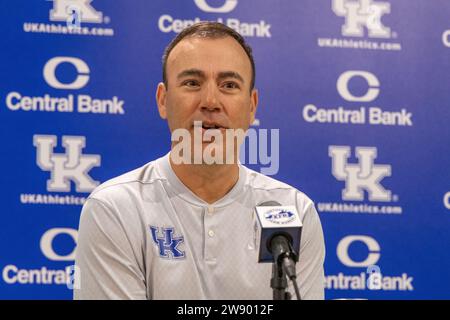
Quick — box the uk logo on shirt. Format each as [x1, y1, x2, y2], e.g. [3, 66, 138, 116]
[150, 226, 185, 259]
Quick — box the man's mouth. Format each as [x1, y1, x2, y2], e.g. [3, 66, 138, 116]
[193, 121, 227, 130]
[202, 124, 223, 130]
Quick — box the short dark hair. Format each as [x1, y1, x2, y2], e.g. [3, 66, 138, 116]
[162, 21, 256, 92]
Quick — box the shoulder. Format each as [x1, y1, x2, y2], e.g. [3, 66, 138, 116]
[87, 158, 163, 206]
[241, 166, 315, 212]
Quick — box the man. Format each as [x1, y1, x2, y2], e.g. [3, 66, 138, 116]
[74, 22, 325, 300]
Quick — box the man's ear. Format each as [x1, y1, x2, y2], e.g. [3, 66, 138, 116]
[249, 88, 259, 125]
[156, 82, 168, 119]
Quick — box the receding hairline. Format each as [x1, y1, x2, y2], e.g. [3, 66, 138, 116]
[165, 36, 253, 86]
[161, 22, 256, 92]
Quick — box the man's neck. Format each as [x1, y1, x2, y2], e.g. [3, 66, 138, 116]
[169, 153, 240, 204]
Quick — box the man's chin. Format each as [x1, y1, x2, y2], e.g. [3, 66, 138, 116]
[170, 144, 239, 165]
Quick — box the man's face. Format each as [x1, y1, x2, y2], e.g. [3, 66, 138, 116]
[156, 36, 258, 142]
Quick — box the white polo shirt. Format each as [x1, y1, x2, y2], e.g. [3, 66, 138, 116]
[74, 152, 325, 300]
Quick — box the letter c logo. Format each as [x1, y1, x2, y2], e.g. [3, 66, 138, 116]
[43, 56, 90, 89]
[194, 0, 238, 13]
[337, 70, 380, 102]
[444, 192, 450, 209]
[337, 235, 381, 267]
[443, 30, 450, 48]
[40, 228, 78, 261]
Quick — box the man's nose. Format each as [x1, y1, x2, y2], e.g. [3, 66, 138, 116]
[200, 82, 221, 112]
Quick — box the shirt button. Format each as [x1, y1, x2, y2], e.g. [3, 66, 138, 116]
[208, 230, 215, 237]
[207, 206, 214, 215]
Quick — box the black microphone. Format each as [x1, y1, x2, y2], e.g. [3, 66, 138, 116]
[255, 201, 303, 299]
[270, 234, 298, 279]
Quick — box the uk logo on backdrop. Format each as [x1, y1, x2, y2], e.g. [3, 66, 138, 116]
[18, 135, 101, 206]
[49, 0, 103, 24]
[302, 70, 413, 127]
[332, 0, 391, 38]
[317, 146, 403, 215]
[22, 0, 114, 37]
[325, 235, 414, 293]
[317, 0, 402, 51]
[329, 146, 391, 202]
[34, 135, 101, 193]
[158, 0, 272, 38]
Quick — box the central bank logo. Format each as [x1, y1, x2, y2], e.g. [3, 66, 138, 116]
[2, 227, 80, 287]
[332, 0, 391, 38]
[150, 226, 185, 259]
[329, 146, 392, 201]
[158, 0, 270, 37]
[194, 0, 238, 13]
[5, 56, 125, 115]
[327, 235, 414, 291]
[302, 70, 413, 126]
[50, 0, 103, 23]
[34, 135, 101, 193]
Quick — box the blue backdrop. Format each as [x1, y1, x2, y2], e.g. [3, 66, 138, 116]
[1, 0, 449, 299]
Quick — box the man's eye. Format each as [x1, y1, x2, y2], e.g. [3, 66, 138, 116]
[183, 80, 200, 87]
[222, 82, 239, 89]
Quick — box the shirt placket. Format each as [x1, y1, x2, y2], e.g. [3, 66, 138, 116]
[203, 205, 219, 263]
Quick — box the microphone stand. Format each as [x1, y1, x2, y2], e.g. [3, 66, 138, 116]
[269, 235, 300, 300]
[270, 258, 291, 300]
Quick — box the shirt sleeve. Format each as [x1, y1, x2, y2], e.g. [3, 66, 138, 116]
[73, 197, 147, 300]
[291, 196, 326, 300]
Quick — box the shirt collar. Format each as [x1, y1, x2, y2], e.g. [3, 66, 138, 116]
[156, 151, 246, 207]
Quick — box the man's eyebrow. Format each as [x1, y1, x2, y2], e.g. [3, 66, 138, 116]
[177, 69, 244, 84]
[177, 69, 206, 80]
[217, 71, 245, 84]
